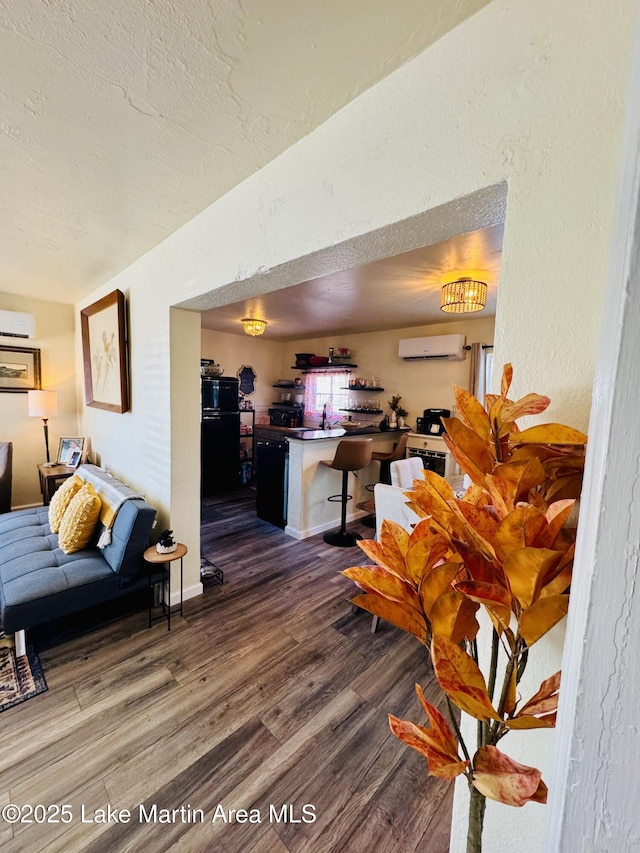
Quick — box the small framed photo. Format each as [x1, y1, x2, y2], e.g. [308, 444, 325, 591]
[57, 437, 86, 467]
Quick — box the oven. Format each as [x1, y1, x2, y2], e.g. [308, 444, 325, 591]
[405, 433, 458, 480]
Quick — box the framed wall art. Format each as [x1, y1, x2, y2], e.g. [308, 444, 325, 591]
[80, 289, 130, 413]
[0, 345, 41, 393]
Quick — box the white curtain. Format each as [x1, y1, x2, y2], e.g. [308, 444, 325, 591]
[303, 369, 350, 423]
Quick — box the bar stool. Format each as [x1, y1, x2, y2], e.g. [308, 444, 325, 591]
[370, 433, 409, 485]
[360, 433, 410, 529]
[320, 439, 373, 547]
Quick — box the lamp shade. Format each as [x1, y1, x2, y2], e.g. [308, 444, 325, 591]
[241, 318, 267, 336]
[440, 278, 488, 314]
[28, 390, 58, 419]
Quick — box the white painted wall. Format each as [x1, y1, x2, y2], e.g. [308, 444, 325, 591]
[547, 7, 640, 848]
[0, 293, 78, 507]
[74, 1, 636, 849]
[201, 328, 284, 424]
[287, 316, 495, 429]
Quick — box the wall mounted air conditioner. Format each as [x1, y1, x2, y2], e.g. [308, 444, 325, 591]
[398, 333, 466, 361]
[0, 310, 36, 340]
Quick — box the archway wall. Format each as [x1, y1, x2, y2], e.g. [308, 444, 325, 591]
[75, 5, 636, 844]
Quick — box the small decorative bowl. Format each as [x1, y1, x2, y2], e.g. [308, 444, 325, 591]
[340, 421, 361, 430]
[202, 364, 224, 377]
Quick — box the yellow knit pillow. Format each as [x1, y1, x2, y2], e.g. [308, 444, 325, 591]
[57, 483, 102, 554]
[48, 474, 84, 533]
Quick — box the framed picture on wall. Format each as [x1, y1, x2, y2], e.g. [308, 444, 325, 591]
[80, 289, 130, 413]
[0, 345, 42, 393]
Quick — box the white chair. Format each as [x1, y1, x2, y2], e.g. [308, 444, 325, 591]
[390, 456, 424, 489]
[358, 482, 422, 633]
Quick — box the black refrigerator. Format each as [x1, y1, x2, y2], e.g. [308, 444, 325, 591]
[201, 377, 240, 495]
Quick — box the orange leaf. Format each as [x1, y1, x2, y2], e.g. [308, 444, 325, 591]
[503, 547, 563, 608]
[430, 591, 480, 643]
[442, 422, 494, 487]
[500, 363, 513, 398]
[431, 636, 500, 721]
[454, 539, 505, 588]
[515, 424, 587, 445]
[454, 581, 512, 631]
[484, 474, 514, 519]
[493, 458, 546, 503]
[415, 683, 459, 754]
[379, 519, 410, 574]
[519, 671, 561, 717]
[350, 593, 428, 643]
[538, 501, 576, 550]
[420, 562, 462, 619]
[504, 663, 517, 716]
[453, 385, 491, 443]
[341, 566, 421, 611]
[406, 532, 450, 587]
[495, 506, 547, 562]
[540, 545, 574, 597]
[472, 745, 545, 806]
[357, 520, 410, 581]
[504, 714, 556, 729]
[454, 502, 499, 547]
[388, 715, 469, 780]
[519, 594, 569, 646]
[500, 393, 551, 423]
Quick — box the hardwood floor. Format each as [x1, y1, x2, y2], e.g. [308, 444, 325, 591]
[1, 489, 453, 852]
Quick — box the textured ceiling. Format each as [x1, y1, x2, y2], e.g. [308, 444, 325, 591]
[200, 223, 504, 340]
[1, 0, 490, 305]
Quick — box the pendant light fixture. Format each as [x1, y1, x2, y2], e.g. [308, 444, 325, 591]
[440, 278, 487, 314]
[241, 318, 267, 337]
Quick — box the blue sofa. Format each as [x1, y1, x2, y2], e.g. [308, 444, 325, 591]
[0, 464, 156, 655]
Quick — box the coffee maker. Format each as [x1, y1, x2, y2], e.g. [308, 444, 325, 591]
[416, 408, 451, 436]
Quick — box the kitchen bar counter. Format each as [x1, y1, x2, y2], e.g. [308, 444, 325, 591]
[255, 425, 410, 441]
[284, 428, 406, 540]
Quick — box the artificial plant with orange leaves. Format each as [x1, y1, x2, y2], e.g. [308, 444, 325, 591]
[342, 365, 586, 853]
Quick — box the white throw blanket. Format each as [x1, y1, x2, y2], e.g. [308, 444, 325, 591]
[76, 464, 144, 548]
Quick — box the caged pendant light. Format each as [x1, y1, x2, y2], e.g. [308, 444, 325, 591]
[440, 278, 487, 314]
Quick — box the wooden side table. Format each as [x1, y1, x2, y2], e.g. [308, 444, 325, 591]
[37, 463, 76, 505]
[144, 543, 187, 631]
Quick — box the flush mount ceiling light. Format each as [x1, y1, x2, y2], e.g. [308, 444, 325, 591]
[241, 318, 267, 336]
[440, 278, 488, 314]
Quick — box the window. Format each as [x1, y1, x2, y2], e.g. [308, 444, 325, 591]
[304, 370, 350, 424]
[485, 349, 494, 393]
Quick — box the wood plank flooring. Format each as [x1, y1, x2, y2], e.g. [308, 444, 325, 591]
[1, 489, 453, 852]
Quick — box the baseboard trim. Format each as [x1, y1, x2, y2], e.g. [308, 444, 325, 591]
[285, 509, 369, 541]
[169, 581, 203, 606]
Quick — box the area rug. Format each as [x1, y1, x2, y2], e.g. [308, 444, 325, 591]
[0, 637, 48, 712]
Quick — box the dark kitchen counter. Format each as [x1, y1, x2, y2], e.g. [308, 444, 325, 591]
[255, 425, 410, 441]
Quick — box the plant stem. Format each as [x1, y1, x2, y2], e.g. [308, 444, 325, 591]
[445, 696, 471, 764]
[467, 784, 486, 853]
[487, 629, 499, 701]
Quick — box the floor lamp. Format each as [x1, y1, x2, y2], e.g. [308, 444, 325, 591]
[28, 390, 59, 466]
